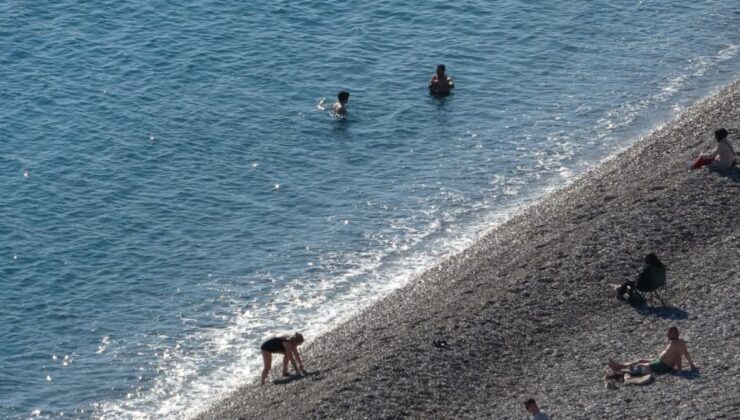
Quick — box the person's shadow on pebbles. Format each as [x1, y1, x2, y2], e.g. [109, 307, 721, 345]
[272, 370, 322, 385]
[716, 166, 740, 183]
[631, 301, 689, 320]
[674, 367, 701, 380]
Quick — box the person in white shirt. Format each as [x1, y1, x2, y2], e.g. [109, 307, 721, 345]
[691, 128, 736, 170]
[524, 398, 551, 420]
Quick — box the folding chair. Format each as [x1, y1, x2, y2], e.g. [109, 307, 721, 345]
[634, 263, 667, 306]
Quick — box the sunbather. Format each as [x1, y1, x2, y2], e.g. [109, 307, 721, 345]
[608, 327, 696, 374]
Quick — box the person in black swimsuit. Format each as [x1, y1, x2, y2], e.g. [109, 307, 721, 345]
[260, 332, 306, 384]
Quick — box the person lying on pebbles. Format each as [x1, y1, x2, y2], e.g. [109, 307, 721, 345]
[608, 326, 696, 375]
[260, 332, 307, 384]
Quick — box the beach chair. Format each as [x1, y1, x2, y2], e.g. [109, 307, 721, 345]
[633, 264, 667, 306]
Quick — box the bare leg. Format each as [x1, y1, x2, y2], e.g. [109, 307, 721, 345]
[261, 351, 272, 385]
[609, 358, 651, 372]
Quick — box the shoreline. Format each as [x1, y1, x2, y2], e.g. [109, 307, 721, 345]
[196, 79, 740, 419]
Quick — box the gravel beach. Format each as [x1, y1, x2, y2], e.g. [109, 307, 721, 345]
[196, 80, 740, 419]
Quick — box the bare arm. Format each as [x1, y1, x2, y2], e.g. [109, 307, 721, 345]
[282, 343, 300, 373]
[429, 75, 439, 89]
[292, 347, 305, 373]
[701, 145, 721, 159]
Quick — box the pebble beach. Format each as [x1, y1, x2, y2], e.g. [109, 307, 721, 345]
[196, 79, 740, 419]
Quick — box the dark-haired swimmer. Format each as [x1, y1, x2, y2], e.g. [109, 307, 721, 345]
[332, 90, 350, 116]
[428, 64, 454, 95]
[260, 332, 306, 384]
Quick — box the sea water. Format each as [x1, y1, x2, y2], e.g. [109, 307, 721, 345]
[1, 0, 738, 418]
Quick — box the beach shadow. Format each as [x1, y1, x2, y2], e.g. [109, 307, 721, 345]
[272, 370, 322, 385]
[631, 302, 689, 320]
[672, 367, 701, 380]
[714, 166, 740, 183]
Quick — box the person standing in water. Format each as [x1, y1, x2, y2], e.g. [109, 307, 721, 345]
[332, 90, 350, 116]
[428, 64, 454, 95]
[260, 332, 306, 384]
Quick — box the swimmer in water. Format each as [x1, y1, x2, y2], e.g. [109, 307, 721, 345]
[332, 90, 350, 116]
[428, 64, 454, 95]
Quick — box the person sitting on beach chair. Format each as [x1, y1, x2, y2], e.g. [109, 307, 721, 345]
[260, 332, 306, 384]
[691, 128, 737, 170]
[608, 327, 696, 375]
[616, 253, 666, 305]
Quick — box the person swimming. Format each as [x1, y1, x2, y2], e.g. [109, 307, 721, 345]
[332, 90, 350, 116]
[428, 64, 454, 95]
[260, 332, 306, 384]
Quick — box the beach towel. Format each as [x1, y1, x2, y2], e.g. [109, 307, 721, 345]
[690, 156, 714, 170]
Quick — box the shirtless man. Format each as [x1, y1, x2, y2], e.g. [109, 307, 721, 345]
[428, 64, 454, 95]
[608, 327, 696, 374]
[332, 90, 350, 116]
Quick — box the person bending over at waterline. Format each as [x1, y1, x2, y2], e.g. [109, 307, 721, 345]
[608, 327, 696, 375]
[428, 64, 454, 95]
[260, 332, 306, 384]
[691, 128, 736, 170]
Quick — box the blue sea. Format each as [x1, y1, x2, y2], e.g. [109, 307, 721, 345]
[1, 0, 738, 418]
